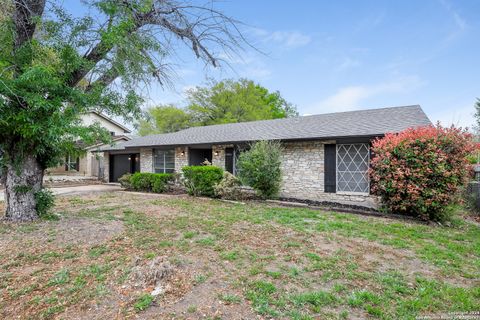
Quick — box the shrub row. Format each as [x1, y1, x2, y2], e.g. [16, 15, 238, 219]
[119, 172, 174, 193]
[182, 165, 223, 196]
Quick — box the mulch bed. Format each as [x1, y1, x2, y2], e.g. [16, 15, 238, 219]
[271, 197, 430, 224]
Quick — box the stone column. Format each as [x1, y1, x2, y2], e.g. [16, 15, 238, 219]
[212, 145, 227, 170]
[175, 146, 189, 172]
[140, 148, 154, 173]
[103, 152, 109, 182]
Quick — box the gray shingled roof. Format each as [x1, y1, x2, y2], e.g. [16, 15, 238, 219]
[101, 105, 431, 151]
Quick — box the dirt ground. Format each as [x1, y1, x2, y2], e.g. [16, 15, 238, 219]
[0, 192, 478, 319]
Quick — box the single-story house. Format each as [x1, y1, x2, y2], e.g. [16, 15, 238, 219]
[48, 111, 131, 177]
[101, 105, 431, 206]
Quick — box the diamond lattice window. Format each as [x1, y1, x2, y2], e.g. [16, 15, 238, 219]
[336, 144, 370, 193]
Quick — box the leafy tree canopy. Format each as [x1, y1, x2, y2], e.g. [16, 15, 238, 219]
[138, 104, 192, 135]
[137, 78, 297, 135]
[187, 78, 298, 125]
[0, 0, 247, 221]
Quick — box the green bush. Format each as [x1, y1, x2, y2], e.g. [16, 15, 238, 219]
[151, 174, 173, 193]
[130, 172, 154, 191]
[182, 165, 223, 197]
[118, 173, 132, 189]
[35, 188, 55, 218]
[237, 140, 283, 199]
[128, 172, 173, 193]
[371, 125, 477, 221]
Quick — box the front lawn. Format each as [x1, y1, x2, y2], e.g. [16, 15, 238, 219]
[0, 192, 478, 319]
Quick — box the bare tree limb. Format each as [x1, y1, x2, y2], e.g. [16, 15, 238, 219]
[69, 0, 249, 88]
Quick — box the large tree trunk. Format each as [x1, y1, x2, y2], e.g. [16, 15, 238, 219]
[4, 154, 44, 222]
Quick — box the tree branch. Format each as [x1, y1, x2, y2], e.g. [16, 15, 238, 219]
[68, 0, 250, 89]
[13, 0, 46, 50]
[85, 67, 119, 92]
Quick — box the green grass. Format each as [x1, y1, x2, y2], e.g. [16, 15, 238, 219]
[88, 245, 108, 258]
[218, 293, 242, 304]
[47, 269, 70, 287]
[196, 236, 216, 246]
[155, 197, 480, 318]
[289, 290, 338, 312]
[134, 294, 154, 311]
[246, 280, 278, 316]
[220, 250, 239, 261]
[194, 273, 209, 284]
[1, 193, 478, 319]
[183, 230, 197, 239]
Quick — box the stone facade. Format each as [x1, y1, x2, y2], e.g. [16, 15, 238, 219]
[111, 140, 377, 207]
[212, 144, 233, 170]
[280, 140, 327, 198]
[140, 148, 153, 173]
[175, 147, 189, 172]
[279, 140, 375, 206]
[103, 152, 110, 182]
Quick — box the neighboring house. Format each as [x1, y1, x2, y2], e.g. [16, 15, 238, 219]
[48, 112, 131, 178]
[100, 105, 431, 206]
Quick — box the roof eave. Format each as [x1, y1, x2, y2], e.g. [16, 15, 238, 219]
[99, 133, 390, 151]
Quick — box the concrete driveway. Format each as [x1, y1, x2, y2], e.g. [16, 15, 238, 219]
[0, 184, 122, 202]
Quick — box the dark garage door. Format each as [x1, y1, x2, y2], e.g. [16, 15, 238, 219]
[109, 154, 140, 182]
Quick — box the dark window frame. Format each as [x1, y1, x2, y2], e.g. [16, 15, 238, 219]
[153, 149, 175, 173]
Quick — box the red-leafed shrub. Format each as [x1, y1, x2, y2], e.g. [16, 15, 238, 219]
[370, 125, 478, 221]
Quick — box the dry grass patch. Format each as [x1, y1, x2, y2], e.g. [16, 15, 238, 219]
[0, 192, 478, 319]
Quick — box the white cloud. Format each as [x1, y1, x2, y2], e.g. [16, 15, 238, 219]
[241, 66, 272, 79]
[452, 12, 467, 31]
[430, 104, 475, 128]
[439, 0, 467, 42]
[267, 31, 312, 48]
[250, 28, 312, 49]
[310, 75, 425, 113]
[337, 57, 361, 71]
[217, 51, 272, 80]
[439, 0, 467, 30]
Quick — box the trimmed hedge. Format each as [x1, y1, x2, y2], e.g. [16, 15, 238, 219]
[151, 174, 172, 193]
[182, 165, 223, 197]
[120, 172, 174, 193]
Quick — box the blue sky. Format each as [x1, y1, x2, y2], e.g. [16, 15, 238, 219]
[63, 0, 479, 129]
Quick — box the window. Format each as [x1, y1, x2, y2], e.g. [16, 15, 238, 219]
[65, 155, 79, 171]
[336, 144, 369, 194]
[154, 149, 175, 173]
[225, 148, 234, 174]
[233, 145, 248, 176]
